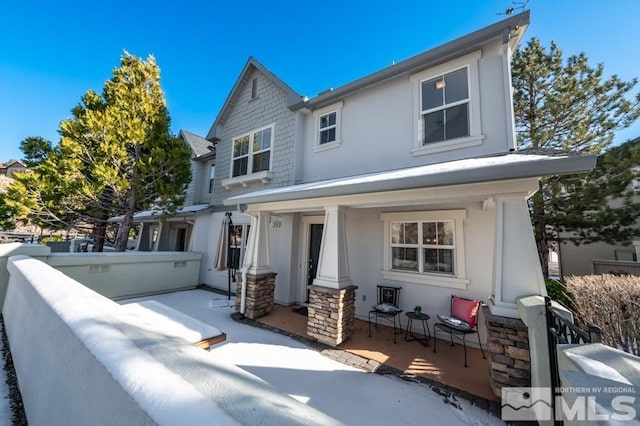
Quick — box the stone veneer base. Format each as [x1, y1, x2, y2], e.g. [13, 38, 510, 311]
[482, 305, 531, 397]
[307, 285, 358, 346]
[235, 272, 277, 320]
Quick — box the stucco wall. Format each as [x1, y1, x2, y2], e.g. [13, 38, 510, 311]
[46, 251, 201, 299]
[4, 255, 338, 425]
[0, 243, 50, 306]
[0, 247, 204, 303]
[298, 37, 511, 183]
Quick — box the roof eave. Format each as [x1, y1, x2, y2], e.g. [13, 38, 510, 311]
[223, 151, 594, 206]
[290, 11, 530, 112]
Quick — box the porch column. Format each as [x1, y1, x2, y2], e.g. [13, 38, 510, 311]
[307, 206, 357, 346]
[313, 206, 352, 289]
[490, 195, 546, 318]
[240, 211, 276, 319]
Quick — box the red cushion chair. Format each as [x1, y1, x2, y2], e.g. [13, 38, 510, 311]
[433, 295, 485, 367]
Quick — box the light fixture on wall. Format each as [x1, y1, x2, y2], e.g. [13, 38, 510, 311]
[435, 79, 446, 90]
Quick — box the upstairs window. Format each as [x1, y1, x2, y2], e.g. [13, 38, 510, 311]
[208, 164, 215, 193]
[410, 50, 482, 156]
[313, 101, 343, 152]
[232, 126, 273, 177]
[421, 67, 469, 144]
[319, 111, 337, 144]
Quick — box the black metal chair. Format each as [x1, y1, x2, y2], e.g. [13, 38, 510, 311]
[368, 285, 402, 343]
[433, 295, 486, 367]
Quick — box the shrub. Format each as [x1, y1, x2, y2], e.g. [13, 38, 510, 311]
[565, 274, 640, 356]
[545, 278, 575, 312]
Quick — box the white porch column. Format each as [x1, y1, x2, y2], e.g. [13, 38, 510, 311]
[245, 211, 272, 275]
[633, 240, 640, 262]
[491, 195, 546, 318]
[313, 206, 352, 289]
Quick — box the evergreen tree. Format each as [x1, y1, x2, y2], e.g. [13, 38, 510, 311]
[19, 136, 53, 167]
[512, 38, 640, 276]
[4, 52, 191, 250]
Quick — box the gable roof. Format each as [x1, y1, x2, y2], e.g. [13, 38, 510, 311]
[0, 160, 27, 169]
[205, 57, 302, 141]
[179, 130, 215, 160]
[291, 11, 530, 111]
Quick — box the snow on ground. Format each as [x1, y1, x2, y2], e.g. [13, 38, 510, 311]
[123, 289, 504, 426]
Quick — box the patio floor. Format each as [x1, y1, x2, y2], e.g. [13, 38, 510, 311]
[257, 303, 496, 402]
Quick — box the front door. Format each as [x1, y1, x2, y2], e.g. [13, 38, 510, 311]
[306, 223, 324, 303]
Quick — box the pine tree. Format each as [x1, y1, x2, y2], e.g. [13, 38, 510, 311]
[4, 52, 191, 250]
[512, 38, 640, 276]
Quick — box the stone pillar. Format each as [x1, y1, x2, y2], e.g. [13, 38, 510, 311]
[236, 272, 277, 320]
[482, 305, 531, 397]
[307, 284, 357, 346]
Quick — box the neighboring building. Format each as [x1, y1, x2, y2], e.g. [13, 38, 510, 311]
[558, 137, 640, 277]
[0, 160, 27, 178]
[108, 130, 215, 251]
[120, 11, 597, 346]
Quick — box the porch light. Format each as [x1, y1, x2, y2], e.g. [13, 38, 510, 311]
[435, 79, 445, 90]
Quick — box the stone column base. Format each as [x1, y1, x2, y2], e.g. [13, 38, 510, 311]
[307, 285, 357, 346]
[482, 305, 531, 397]
[235, 272, 277, 319]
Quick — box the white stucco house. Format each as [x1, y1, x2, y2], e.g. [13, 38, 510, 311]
[124, 11, 596, 346]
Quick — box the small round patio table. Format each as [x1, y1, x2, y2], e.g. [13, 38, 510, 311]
[405, 311, 431, 346]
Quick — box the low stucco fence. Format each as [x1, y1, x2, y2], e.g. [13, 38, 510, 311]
[3, 255, 339, 425]
[0, 243, 202, 306]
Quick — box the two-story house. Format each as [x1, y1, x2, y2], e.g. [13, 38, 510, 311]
[166, 11, 596, 347]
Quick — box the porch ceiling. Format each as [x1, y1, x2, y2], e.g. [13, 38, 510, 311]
[224, 151, 596, 211]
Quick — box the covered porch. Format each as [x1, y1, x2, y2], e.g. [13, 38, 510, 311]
[257, 303, 495, 401]
[227, 152, 595, 399]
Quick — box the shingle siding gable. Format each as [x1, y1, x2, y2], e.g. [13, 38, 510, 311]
[211, 69, 297, 206]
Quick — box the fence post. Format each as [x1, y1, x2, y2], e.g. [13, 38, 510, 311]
[588, 325, 602, 343]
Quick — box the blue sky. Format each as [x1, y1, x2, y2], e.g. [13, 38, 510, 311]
[1, 0, 639, 162]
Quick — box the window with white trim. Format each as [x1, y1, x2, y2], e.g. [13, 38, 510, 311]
[319, 111, 337, 144]
[313, 101, 343, 152]
[231, 125, 272, 177]
[421, 67, 469, 144]
[381, 210, 468, 289]
[391, 220, 455, 274]
[410, 51, 483, 156]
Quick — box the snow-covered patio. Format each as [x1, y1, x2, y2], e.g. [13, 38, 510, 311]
[121, 289, 503, 425]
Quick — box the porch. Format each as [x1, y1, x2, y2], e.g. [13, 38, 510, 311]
[256, 303, 495, 402]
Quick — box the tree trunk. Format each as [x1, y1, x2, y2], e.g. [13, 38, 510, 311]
[91, 220, 106, 252]
[531, 188, 550, 278]
[115, 189, 136, 252]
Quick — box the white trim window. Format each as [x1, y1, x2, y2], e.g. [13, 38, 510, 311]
[319, 111, 337, 144]
[231, 125, 273, 177]
[208, 164, 215, 194]
[381, 210, 468, 290]
[410, 51, 483, 156]
[421, 67, 469, 144]
[313, 101, 343, 152]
